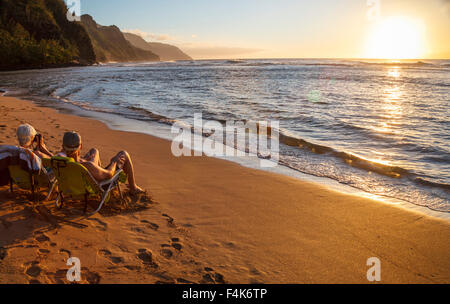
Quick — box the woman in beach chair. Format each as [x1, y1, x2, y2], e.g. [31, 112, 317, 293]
[16, 124, 52, 159]
[0, 124, 56, 201]
[52, 131, 144, 214]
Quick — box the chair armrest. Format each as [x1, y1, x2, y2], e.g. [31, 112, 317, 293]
[98, 169, 124, 187]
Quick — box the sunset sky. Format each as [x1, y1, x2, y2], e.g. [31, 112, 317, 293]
[82, 0, 450, 59]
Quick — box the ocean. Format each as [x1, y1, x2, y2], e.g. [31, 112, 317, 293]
[0, 58, 449, 212]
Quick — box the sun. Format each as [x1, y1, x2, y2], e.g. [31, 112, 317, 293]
[365, 16, 426, 59]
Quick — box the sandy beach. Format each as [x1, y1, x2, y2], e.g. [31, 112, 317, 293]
[0, 95, 449, 284]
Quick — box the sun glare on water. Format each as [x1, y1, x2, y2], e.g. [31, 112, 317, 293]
[365, 16, 426, 59]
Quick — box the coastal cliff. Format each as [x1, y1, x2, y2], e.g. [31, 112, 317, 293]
[80, 15, 159, 63]
[0, 0, 96, 70]
[124, 32, 192, 61]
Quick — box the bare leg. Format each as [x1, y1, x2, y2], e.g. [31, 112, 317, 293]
[83, 148, 101, 167]
[115, 151, 143, 194]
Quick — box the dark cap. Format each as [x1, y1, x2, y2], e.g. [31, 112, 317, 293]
[63, 131, 82, 152]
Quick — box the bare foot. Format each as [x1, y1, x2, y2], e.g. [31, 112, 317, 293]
[130, 186, 146, 196]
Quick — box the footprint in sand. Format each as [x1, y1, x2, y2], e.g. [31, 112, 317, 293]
[38, 248, 50, 254]
[163, 237, 183, 251]
[131, 226, 145, 233]
[25, 264, 42, 278]
[109, 256, 125, 264]
[98, 249, 124, 264]
[172, 243, 183, 251]
[160, 248, 173, 259]
[46, 269, 68, 284]
[98, 249, 111, 256]
[29, 279, 41, 284]
[201, 273, 225, 284]
[177, 278, 194, 284]
[137, 249, 158, 268]
[88, 218, 108, 231]
[124, 265, 141, 271]
[202, 273, 215, 283]
[59, 249, 71, 258]
[171, 238, 183, 251]
[34, 234, 50, 243]
[162, 214, 176, 227]
[214, 273, 225, 284]
[140, 220, 159, 231]
[202, 267, 226, 284]
[83, 269, 101, 284]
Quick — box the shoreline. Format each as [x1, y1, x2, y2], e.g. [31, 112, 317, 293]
[0, 95, 449, 283]
[14, 91, 449, 220]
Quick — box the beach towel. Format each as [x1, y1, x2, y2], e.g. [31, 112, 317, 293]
[0, 145, 43, 185]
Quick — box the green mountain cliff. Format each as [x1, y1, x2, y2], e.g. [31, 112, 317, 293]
[0, 0, 96, 70]
[80, 14, 159, 63]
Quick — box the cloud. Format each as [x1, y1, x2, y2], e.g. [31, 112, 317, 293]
[122, 29, 173, 41]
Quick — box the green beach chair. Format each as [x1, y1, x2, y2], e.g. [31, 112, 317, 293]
[8, 158, 57, 202]
[50, 156, 127, 215]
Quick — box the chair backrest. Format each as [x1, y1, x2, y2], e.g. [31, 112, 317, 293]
[8, 165, 33, 190]
[50, 156, 102, 197]
[2, 146, 50, 190]
[8, 161, 51, 190]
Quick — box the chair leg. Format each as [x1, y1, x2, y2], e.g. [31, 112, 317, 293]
[89, 191, 110, 216]
[45, 181, 57, 202]
[9, 179, 13, 193]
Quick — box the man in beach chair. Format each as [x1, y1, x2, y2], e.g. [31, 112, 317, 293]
[60, 131, 143, 194]
[50, 131, 144, 214]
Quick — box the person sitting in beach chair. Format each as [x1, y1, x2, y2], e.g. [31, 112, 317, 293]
[0, 124, 57, 201]
[59, 131, 144, 196]
[16, 124, 52, 159]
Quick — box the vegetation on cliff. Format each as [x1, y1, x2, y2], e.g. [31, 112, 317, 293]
[80, 14, 159, 63]
[0, 0, 96, 70]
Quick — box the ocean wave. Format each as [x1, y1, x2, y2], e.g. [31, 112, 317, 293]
[278, 131, 407, 177]
[51, 86, 84, 99]
[414, 177, 450, 191]
[125, 106, 175, 125]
